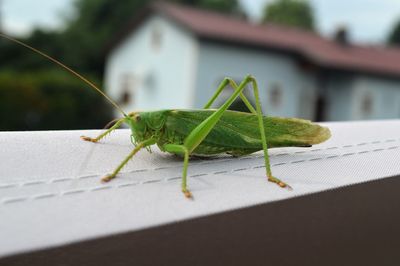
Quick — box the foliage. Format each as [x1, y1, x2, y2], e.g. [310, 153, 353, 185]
[262, 0, 315, 31]
[0, 70, 112, 130]
[0, 29, 65, 72]
[170, 0, 244, 16]
[387, 20, 400, 46]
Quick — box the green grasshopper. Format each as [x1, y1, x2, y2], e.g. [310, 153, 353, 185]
[1, 34, 331, 198]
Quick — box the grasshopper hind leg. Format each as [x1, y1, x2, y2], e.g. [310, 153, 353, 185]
[205, 76, 291, 190]
[268, 176, 292, 190]
[163, 144, 193, 199]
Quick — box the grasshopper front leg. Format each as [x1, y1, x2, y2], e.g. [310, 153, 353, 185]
[81, 118, 125, 143]
[101, 138, 156, 182]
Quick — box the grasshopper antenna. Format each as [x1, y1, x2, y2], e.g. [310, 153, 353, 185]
[0, 33, 127, 117]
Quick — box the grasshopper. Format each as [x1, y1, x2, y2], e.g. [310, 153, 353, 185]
[1, 34, 331, 198]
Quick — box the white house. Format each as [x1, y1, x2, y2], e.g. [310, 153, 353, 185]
[104, 2, 400, 121]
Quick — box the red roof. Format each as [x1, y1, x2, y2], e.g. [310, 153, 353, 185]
[111, 2, 400, 78]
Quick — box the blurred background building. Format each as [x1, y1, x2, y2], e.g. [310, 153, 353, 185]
[1, 0, 400, 130]
[105, 2, 400, 121]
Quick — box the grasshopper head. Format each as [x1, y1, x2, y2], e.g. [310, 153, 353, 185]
[126, 111, 146, 143]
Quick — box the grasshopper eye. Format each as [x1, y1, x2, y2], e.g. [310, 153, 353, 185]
[134, 114, 141, 122]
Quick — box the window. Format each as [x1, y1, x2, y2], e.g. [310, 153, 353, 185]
[151, 23, 163, 52]
[298, 86, 316, 120]
[119, 74, 135, 105]
[361, 93, 373, 116]
[269, 83, 283, 108]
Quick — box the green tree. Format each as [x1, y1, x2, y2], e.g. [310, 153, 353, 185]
[388, 20, 400, 45]
[170, 0, 244, 16]
[262, 0, 315, 31]
[0, 29, 65, 72]
[0, 70, 112, 130]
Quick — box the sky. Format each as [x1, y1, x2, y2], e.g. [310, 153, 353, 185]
[2, 0, 400, 44]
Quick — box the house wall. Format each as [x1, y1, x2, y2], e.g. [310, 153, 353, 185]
[351, 76, 400, 120]
[325, 74, 400, 121]
[104, 15, 198, 116]
[194, 42, 317, 119]
[324, 73, 354, 121]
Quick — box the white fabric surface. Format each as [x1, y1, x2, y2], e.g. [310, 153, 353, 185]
[0, 120, 400, 257]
